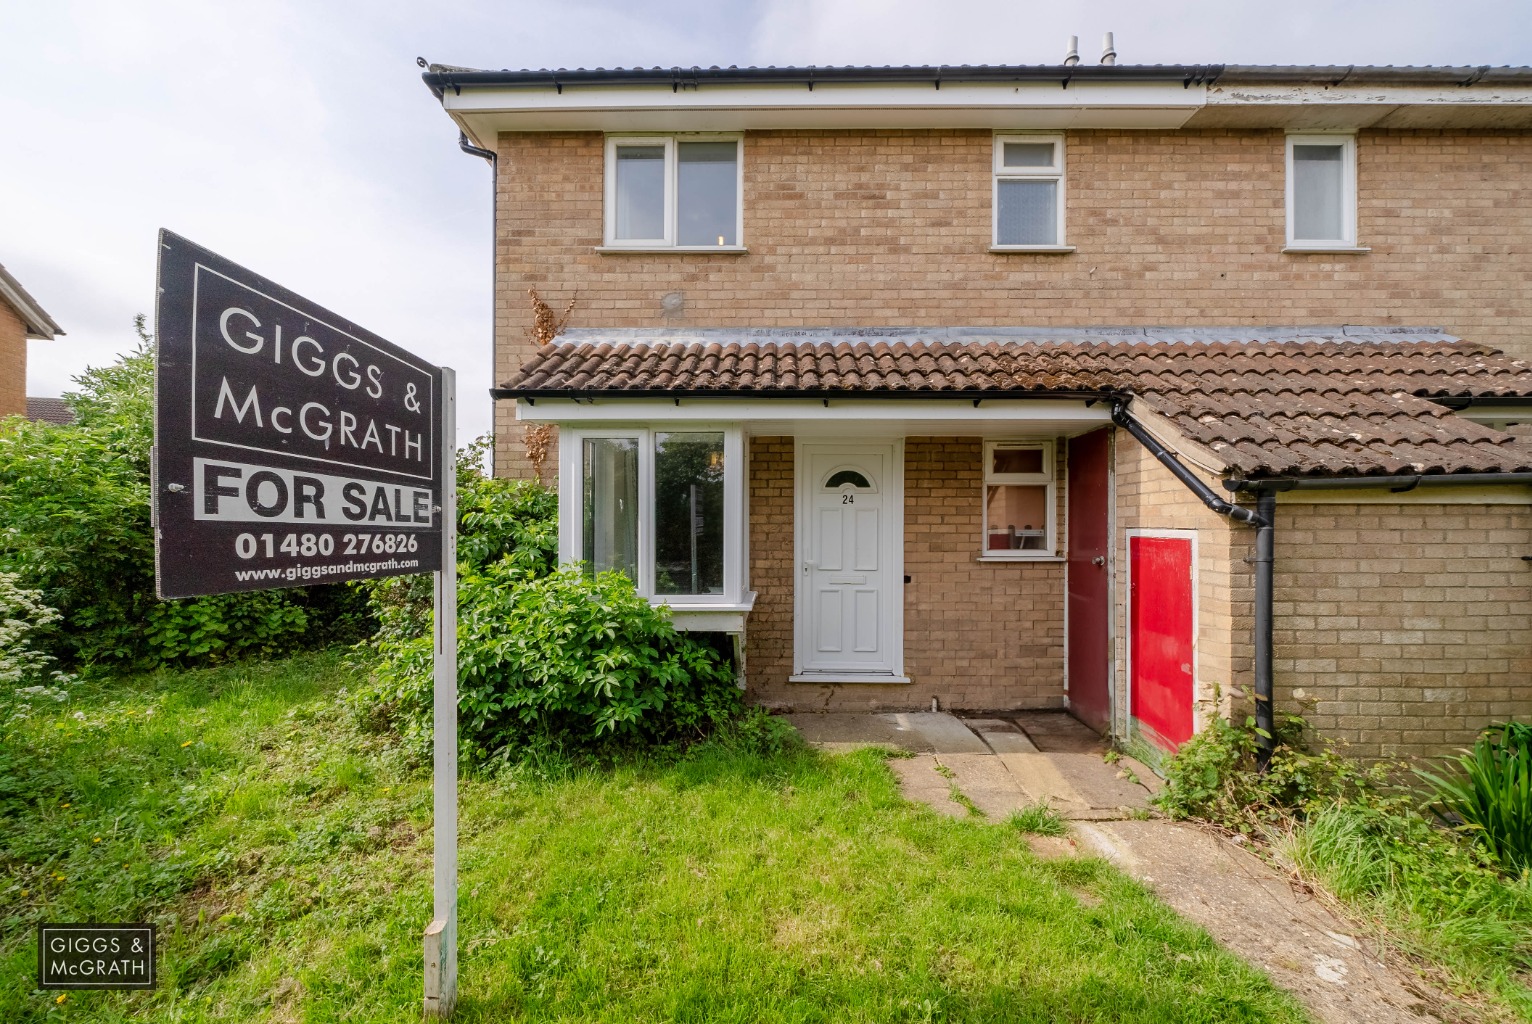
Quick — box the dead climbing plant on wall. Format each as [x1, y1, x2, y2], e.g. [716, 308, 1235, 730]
[521, 288, 574, 483]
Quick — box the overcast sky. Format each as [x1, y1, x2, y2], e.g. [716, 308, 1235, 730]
[5, 0, 1530, 440]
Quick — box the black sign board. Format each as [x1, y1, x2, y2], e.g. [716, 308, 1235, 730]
[153, 230, 443, 598]
[38, 924, 156, 990]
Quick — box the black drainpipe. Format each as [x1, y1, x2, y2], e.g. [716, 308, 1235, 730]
[1252, 491, 1276, 762]
[1110, 400, 1277, 766]
[454, 130, 496, 472]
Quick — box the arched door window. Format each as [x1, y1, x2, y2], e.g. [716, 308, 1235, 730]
[822, 468, 875, 492]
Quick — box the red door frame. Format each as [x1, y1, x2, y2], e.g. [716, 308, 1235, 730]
[1127, 530, 1198, 751]
[1065, 428, 1112, 733]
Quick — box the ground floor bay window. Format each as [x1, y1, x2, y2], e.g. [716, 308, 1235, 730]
[560, 426, 749, 611]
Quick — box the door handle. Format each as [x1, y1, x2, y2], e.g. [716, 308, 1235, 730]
[1092, 555, 1106, 566]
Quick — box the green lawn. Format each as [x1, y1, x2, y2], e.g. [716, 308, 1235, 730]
[0, 652, 1311, 1023]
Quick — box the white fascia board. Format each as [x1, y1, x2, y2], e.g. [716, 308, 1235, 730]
[516, 397, 1113, 432]
[445, 80, 1206, 134]
[1207, 82, 1532, 107]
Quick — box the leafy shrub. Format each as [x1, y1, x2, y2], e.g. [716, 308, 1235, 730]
[365, 565, 740, 761]
[362, 439, 557, 648]
[1418, 722, 1532, 875]
[0, 321, 370, 669]
[0, 573, 74, 725]
[1154, 712, 1399, 833]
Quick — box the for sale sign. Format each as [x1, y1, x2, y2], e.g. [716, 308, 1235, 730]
[153, 230, 444, 597]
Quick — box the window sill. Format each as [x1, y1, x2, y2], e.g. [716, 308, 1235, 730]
[595, 245, 749, 255]
[976, 555, 1065, 563]
[788, 673, 913, 685]
[989, 245, 1075, 254]
[1282, 245, 1370, 254]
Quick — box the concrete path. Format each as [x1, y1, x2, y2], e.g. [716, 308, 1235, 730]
[1078, 822, 1453, 1024]
[783, 710, 1157, 820]
[785, 710, 1465, 1024]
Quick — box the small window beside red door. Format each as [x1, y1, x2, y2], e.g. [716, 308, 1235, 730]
[983, 440, 1055, 557]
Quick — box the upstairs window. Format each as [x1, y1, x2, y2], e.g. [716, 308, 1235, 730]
[993, 135, 1066, 249]
[1286, 134, 1358, 249]
[604, 136, 742, 249]
[982, 441, 1056, 558]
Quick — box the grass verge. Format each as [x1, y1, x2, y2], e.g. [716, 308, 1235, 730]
[2, 652, 1312, 1022]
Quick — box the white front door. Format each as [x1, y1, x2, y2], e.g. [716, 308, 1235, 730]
[795, 443, 903, 678]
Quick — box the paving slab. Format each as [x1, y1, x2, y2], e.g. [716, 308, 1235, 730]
[979, 730, 1040, 754]
[934, 753, 1032, 819]
[886, 712, 991, 753]
[994, 752, 1092, 815]
[783, 712, 990, 754]
[1008, 710, 1107, 753]
[886, 755, 967, 819]
[1078, 820, 1461, 1024]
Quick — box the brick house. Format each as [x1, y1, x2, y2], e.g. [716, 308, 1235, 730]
[0, 262, 64, 421]
[424, 61, 1532, 759]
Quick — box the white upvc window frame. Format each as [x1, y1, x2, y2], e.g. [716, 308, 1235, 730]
[991, 133, 1068, 251]
[1285, 133, 1360, 251]
[558, 424, 747, 608]
[981, 439, 1057, 559]
[602, 134, 745, 250]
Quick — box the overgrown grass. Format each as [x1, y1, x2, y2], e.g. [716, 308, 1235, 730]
[2, 653, 1312, 1022]
[1282, 804, 1532, 1019]
[1008, 803, 1070, 838]
[1156, 715, 1532, 1020]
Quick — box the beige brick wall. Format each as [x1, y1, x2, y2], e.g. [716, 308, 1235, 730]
[746, 435, 1066, 711]
[492, 128, 1532, 477]
[1111, 432, 1246, 740]
[1110, 438, 1532, 759]
[1273, 501, 1532, 759]
[0, 296, 26, 420]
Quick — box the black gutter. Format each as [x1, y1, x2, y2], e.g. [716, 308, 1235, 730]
[421, 61, 1532, 99]
[494, 387, 1115, 402]
[1217, 64, 1532, 87]
[1224, 472, 1532, 493]
[423, 63, 1225, 97]
[1109, 400, 1277, 767]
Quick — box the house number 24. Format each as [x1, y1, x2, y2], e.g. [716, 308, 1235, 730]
[841, 494, 855, 504]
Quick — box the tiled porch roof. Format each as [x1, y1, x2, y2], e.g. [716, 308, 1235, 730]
[502, 327, 1532, 479]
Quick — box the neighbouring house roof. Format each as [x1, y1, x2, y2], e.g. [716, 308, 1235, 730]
[0, 262, 64, 340]
[25, 396, 74, 426]
[499, 327, 1532, 480]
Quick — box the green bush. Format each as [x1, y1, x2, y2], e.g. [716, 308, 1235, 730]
[362, 438, 557, 648]
[0, 320, 370, 669]
[1418, 722, 1532, 875]
[366, 564, 740, 761]
[1154, 712, 1398, 832]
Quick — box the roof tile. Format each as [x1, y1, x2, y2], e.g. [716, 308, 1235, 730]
[503, 329, 1532, 478]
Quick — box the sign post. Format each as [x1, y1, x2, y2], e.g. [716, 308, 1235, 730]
[424, 368, 458, 1016]
[151, 230, 458, 1016]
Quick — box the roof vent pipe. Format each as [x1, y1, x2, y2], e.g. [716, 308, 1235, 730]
[1100, 32, 1117, 66]
[1063, 36, 1080, 66]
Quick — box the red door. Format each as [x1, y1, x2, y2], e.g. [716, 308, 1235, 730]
[1129, 535, 1195, 751]
[1066, 428, 1111, 732]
